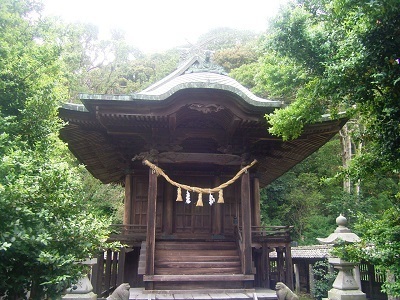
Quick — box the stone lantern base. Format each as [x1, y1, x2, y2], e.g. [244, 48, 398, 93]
[327, 288, 368, 300]
[62, 292, 97, 300]
[62, 276, 97, 300]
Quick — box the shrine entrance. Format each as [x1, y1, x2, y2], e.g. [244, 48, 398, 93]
[153, 165, 242, 239]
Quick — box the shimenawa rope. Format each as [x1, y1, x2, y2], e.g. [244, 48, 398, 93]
[143, 159, 257, 206]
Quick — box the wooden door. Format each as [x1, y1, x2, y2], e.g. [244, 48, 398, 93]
[132, 176, 163, 230]
[173, 176, 212, 234]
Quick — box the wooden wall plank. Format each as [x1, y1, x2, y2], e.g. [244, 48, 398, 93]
[123, 174, 132, 225]
[163, 183, 173, 235]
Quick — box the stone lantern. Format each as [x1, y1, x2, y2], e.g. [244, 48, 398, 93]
[63, 258, 97, 300]
[317, 214, 366, 300]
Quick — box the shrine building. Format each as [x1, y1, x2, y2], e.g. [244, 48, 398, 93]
[58, 53, 346, 293]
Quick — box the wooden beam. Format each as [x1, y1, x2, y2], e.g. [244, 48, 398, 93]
[145, 167, 158, 278]
[158, 152, 242, 165]
[241, 171, 252, 275]
[123, 174, 132, 225]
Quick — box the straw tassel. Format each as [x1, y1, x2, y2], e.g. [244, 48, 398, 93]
[217, 189, 224, 203]
[176, 187, 183, 201]
[196, 192, 203, 207]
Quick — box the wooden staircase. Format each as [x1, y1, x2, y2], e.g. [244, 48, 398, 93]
[142, 240, 254, 291]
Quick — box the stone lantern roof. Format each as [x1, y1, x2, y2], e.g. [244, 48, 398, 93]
[317, 214, 360, 245]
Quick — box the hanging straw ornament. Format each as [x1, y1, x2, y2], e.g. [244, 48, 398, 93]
[176, 187, 183, 201]
[196, 192, 203, 207]
[185, 190, 191, 204]
[217, 189, 224, 203]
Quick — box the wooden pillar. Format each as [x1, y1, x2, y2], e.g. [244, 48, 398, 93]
[123, 174, 133, 225]
[145, 167, 158, 284]
[294, 263, 300, 293]
[111, 250, 118, 288]
[91, 254, 102, 295]
[116, 247, 126, 286]
[261, 242, 269, 288]
[277, 247, 285, 282]
[253, 177, 261, 227]
[260, 242, 275, 289]
[163, 183, 173, 235]
[367, 263, 375, 298]
[285, 243, 294, 290]
[265, 246, 271, 288]
[241, 170, 252, 274]
[104, 249, 112, 293]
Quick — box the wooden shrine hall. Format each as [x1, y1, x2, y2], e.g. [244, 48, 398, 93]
[59, 53, 346, 293]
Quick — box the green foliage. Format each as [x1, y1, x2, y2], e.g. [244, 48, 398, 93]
[254, 53, 310, 101]
[311, 260, 337, 300]
[230, 62, 260, 92]
[261, 139, 342, 244]
[0, 1, 117, 298]
[263, 0, 400, 169]
[80, 171, 124, 224]
[0, 147, 113, 298]
[260, 135, 398, 246]
[213, 44, 258, 73]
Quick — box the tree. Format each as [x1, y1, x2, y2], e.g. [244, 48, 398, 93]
[213, 43, 258, 73]
[265, 0, 400, 171]
[256, 0, 400, 296]
[0, 1, 116, 298]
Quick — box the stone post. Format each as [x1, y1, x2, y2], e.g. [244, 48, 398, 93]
[317, 215, 366, 300]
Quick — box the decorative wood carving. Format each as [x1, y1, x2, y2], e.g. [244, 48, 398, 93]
[187, 103, 225, 114]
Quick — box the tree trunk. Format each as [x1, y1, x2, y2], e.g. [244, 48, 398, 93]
[339, 123, 352, 194]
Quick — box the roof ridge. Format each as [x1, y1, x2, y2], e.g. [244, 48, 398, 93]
[141, 56, 201, 93]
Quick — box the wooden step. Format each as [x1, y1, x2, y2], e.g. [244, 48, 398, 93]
[129, 287, 277, 300]
[144, 274, 254, 282]
[155, 261, 241, 268]
[145, 240, 253, 290]
[146, 275, 254, 291]
[156, 241, 237, 250]
[152, 281, 250, 291]
[155, 255, 239, 262]
[156, 249, 239, 256]
[155, 267, 242, 275]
